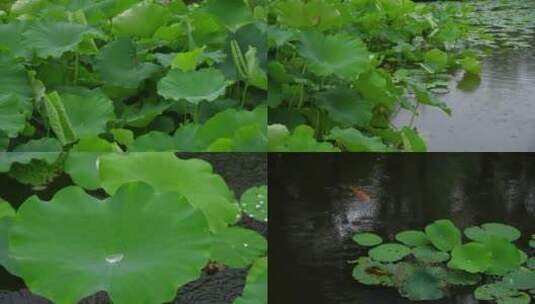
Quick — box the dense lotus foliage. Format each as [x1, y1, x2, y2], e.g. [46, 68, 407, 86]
[0, 152, 268, 304]
[0, 0, 267, 152]
[352, 220, 535, 303]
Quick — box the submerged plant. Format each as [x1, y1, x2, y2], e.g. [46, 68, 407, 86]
[351, 219, 534, 302]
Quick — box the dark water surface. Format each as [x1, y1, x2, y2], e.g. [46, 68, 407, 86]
[269, 154, 535, 304]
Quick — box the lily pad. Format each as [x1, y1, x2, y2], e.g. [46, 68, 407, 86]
[240, 185, 267, 222]
[399, 268, 445, 301]
[98, 153, 239, 231]
[369, 243, 411, 263]
[234, 257, 267, 304]
[395, 230, 430, 247]
[448, 242, 492, 273]
[157, 68, 231, 104]
[210, 227, 267, 268]
[9, 182, 212, 304]
[527, 257, 535, 270]
[412, 246, 450, 263]
[475, 283, 531, 304]
[425, 219, 461, 252]
[352, 232, 383, 247]
[445, 269, 481, 286]
[464, 223, 521, 242]
[502, 269, 535, 290]
[352, 257, 395, 287]
[484, 237, 522, 275]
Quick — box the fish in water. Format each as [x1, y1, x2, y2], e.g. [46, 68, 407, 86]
[350, 186, 370, 202]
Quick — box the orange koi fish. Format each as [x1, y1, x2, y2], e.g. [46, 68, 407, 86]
[350, 186, 370, 202]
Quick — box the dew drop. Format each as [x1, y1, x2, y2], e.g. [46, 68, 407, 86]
[105, 253, 124, 264]
[243, 243, 249, 247]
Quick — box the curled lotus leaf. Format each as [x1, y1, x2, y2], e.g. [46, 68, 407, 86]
[464, 223, 521, 242]
[448, 242, 491, 273]
[352, 257, 395, 287]
[240, 185, 268, 222]
[9, 182, 212, 304]
[369, 243, 411, 263]
[425, 219, 461, 252]
[395, 230, 430, 247]
[352, 232, 383, 247]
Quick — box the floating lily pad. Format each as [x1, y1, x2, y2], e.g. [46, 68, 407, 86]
[352, 257, 395, 287]
[210, 227, 267, 268]
[502, 269, 535, 290]
[240, 185, 267, 222]
[157, 68, 231, 104]
[425, 219, 461, 252]
[527, 257, 535, 270]
[352, 232, 383, 247]
[395, 230, 430, 247]
[399, 268, 445, 301]
[369, 243, 411, 263]
[474, 283, 531, 304]
[234, 257, 267, 304]
[448, 242, 492, 273]
[412, 246, 450, 263]
[484, 237, 522, 275]
[98, 153, 239, 231]
[445, 269, 481, 286]
[9, 182, 212, 304]
[464, 223, 521, 242]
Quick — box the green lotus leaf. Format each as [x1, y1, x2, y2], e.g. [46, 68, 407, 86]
[475, 283, 531, 304]
[0, 94, 29, 138]
[399, 268, 445, 301]
[43, 91, 77, 145]
[527, 257, 535, 270]
[0, 138, 62, 172]
[0, 53, 32, 103]
[464, 223, 521, 242]
[210, 227, 267, 268]
[424, 48, 449, 72]
[171, 47, 205, 72]
[425, 219, 461, 252]
[204, 0, 254, 32]
[395, 230, 430, 247]
[276, 0, 343, 30]
[0, 21, 31, 59]
[268, 124, 340, 152]
[352, 232, 383, 247]
[0, 198, 15, 219]
[122, 99, 174, 128]
[239, 185, 267, 222]
[445, 269, 481, 286]
[298, 31, 370, 79]
[352, 257, 395, 287]
[7, 152, 65, 187]
[58, 88, 115, 138]
[112, 2, 171, 38]
[128, 131, 180, 152]
[10, 0, 48, 16]
[22, 21, 101, 59]
[502, 269, 535, 290]
[315, 88, 373, 128]
[369, 243, 411, 263]
[157, 68, 231, 104]
[234, 257, 267, 304]
[401, 127, 427, 152]
[411, 84, 451, 115]
[9, 181, 212, 304]
[98, 153, 239, 231]
[448, 242, 492, 273]
[326, 127, 389, 152]
[412, 246, 450, 263]
[484, 236, 522, 275]
[95, 38, 160, 89]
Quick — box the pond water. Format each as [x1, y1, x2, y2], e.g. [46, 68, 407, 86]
[396, 1, 535, 152]
[269, 153, 535, 304]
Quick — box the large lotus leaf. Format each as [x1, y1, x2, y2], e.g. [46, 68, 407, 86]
[240, 185, 267, 222]
[395, 230, 430, 247]
[465, 223, 521, 243]
[157, 68, 232, 104]
[352, 232, 383, 247]
[315, 88, 373, 128]
[0, 198, 15, 219]
[0, 54, 32, 103]
[234, 257, 267, 304]
[60, 88, 115, 138]
[326, 127, 389, 152]
[128, 124, 202, 152]
[448, 242, 492, 273]
[399, 268, 445, 301]
[502, 269, 535, 290]
[276, 0, 342, 30]
[9, 182, 212, 304]
[0, 21, 31, 59]
[0, 138, 62, 172]
[210, 227, 267, 268]
[412, 246, 450, 263]
[298, 31, 370, 79]
[369, 243, 411, 263]
[352, 257, 395, 287]
[475, 283, 531, 304]
[268, 124, 340, 152]
[425, 219, 461, 252]
[484, 237, 522, 275]
[204, 0, 253, 32]
[112, 2, 171, 38]
[22, 21, 101, 59]
[0, 94, 28, 138]
[122, 99, 174, 128]
[95, 38, 160, 89]
[424, 49, 449, 73]
[98, 153, 239, 231]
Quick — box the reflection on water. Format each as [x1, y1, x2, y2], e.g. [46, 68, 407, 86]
[269, 154, 535, 304]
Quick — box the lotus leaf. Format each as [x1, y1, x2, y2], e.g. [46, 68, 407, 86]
[112, 2, 171, 38]
[98, 153, 239, 231]
[315, 88, 373, 128]
[465, 223, 521, 242]
[424, 48, 449, 72]
[412, 246, 450, 263]
[484, 237, 522, 275]
[0, 54, 32, 102]
[352, 232, 383, 247]
[276, 0, 342, 30]
[234, 257, 267, 304]
[448, 242, 492, 273]
[210, 227, 267, 268]
[0, 94, 28, 138]
[205, 0, 254, 33]
[240, 185, 267, 222]
[502, 269, 535, 290]
[157, 68, 231, 104]
[298, 31, 370, 79]
[395, 230, 430, 247]
[0, 138, 62, 172]
[445, 269, 481, 286]
[475, 283, 531, 304]
[9, 182, 212, 304]
[399, 268, 445, 301]
[527, 257, 535, 270]
[425, 219, 461, 252]
[352, 257, 395, 287]
[0, 198, 14, 219]
[268, 125, 340, 152]
[326, 127, 389, 152]
[369, 243, 411, 263]
[0, 21, 31, 59]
